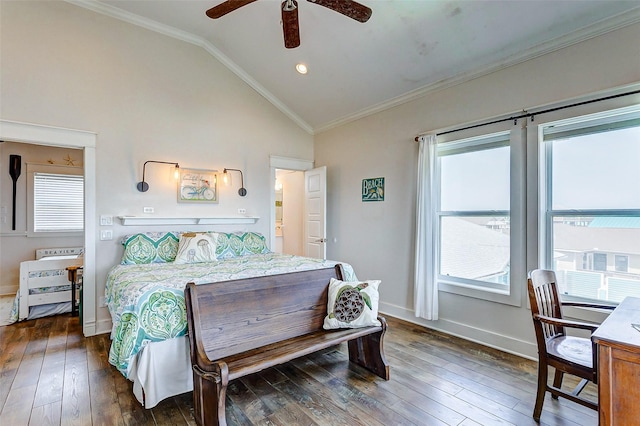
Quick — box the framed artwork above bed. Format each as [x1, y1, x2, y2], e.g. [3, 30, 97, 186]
[178, 168, 218, 203]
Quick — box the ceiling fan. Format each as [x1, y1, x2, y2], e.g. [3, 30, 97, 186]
[206, 0, 372, 49]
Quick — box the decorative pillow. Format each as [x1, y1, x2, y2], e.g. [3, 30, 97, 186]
[120, 232, 180, 265]
[323, 278, 381, 329]
[174, 232, 218, 264]
[216, 232, 270, 259]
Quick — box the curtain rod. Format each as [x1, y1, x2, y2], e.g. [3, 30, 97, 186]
[414, 89, 640, 141]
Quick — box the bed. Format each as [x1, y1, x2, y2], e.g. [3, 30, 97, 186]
[11, 247, 83, 323]
[105, 231, 358, 408]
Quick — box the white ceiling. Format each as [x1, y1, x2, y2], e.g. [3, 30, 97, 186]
[71, 0, 640, 133]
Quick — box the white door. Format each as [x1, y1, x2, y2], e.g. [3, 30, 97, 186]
[304, 166, 326, 259]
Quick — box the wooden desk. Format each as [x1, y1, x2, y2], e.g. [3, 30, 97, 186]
[592, 296, 640, 425]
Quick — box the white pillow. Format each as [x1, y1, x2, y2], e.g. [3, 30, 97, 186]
[174, 232, 218, 264]
[323, 278, 381, 329]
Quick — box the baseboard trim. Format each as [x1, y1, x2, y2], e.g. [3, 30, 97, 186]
[95, 318, 112, 335]
[0, 285, 18, 296]
[379, 301, 538, 361]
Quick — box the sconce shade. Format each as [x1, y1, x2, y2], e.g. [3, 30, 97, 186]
[137, 160, 180, 192]
[223, 168, 247, 196]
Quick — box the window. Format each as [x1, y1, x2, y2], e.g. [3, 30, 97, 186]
[541, 107, 640, 303]
[435, 131, 518, 295]
[615, 255, 629, 273]
[28, 164, 84, 236]
[593, 253, 607, 272]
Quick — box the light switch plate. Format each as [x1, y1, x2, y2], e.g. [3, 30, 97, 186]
[100, 230, 113, 240]
[100, 215, 113, 226]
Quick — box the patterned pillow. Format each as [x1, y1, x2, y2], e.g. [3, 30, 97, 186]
[323, 278, 381, 329]
[120, 232, 180, 265]
[174, 232, 218, 264]
[216, 232, 270, 259]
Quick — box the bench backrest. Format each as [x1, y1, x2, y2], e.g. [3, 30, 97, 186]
[185, 264, 345, 368]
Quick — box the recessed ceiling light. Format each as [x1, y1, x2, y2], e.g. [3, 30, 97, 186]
[296, 63, 308, 75]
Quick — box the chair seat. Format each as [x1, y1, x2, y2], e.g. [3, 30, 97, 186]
[547, 335, 592, 369]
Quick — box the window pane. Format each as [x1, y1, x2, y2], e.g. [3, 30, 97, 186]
[440, 146, 510, 211]
[552, 216, 640, 303]
[550, 126, 640, 210]
[34, 173, 84, 232]
[440, 216, 510, 285]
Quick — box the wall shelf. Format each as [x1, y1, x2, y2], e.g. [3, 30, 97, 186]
[117, 216, 259, 226]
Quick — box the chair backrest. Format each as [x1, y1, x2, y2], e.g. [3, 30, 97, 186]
[528, 269, 565, 343]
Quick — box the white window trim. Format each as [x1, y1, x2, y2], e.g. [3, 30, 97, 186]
[435, 123, 526, 307]
[531, 102, 640, 309]
[27, 162, 84, 237]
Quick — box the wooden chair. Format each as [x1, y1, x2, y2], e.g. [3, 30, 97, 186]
[527, 269, 614, 421]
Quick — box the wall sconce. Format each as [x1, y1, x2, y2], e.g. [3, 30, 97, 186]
[222, 168, 247, 196]
[137, 160, 180, 192]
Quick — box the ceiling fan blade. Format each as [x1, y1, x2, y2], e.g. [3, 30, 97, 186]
[282, 0, 300, 49]
[307, 0, 371, 23]
[206, 0, 258, 19]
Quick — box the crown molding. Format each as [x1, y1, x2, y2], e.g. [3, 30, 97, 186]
[314, 6, 640, 134]
[65, 1, 640, 136]
[64, 0, 313, 135]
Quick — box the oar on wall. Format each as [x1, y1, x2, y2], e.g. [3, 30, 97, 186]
[9, 155, 22, 231]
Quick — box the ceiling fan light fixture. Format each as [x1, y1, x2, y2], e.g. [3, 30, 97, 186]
[296, 63, 308, 74]
[283, 0, 297, 12]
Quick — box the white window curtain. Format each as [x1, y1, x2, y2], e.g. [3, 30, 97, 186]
[414, 133, 438, 320]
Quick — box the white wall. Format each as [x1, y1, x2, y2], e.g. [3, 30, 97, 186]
[315, 23, 640, 359]
[0, 1, 313, 333]
[0, 142, 84, 295]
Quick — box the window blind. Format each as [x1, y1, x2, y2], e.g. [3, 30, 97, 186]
[34, 172, 84, 232]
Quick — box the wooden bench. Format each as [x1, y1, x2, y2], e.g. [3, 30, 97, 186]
[185, 264, 390, 426]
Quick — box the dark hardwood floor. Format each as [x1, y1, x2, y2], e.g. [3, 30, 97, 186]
[0, 314, 598, 425]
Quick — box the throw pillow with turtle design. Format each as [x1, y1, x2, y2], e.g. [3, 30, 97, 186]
[324, 278, 381, 329]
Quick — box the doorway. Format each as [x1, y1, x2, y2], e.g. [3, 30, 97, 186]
[269, 155, 314, 256]
[274, 169, 304, 255]
[0, 119, 97, 336]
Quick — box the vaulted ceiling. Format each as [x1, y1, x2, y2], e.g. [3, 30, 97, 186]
[72, 0, 640, 133]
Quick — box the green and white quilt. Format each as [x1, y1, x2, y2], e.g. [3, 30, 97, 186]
[105, 252, 356, 377]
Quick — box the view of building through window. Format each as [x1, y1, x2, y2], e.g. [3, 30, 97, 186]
[546, 122, 640, 303]
[551, 216, 640, 303]
[437, 133, 511, 290]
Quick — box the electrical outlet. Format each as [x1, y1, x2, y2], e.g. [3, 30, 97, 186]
[238, 208, 246, 214]
[100, 215, 113, 226]
[143, 207, 154, 214]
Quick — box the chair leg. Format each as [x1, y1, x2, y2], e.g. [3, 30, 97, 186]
[533, 361, 548, 421]
[552, 370, 563, 400]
